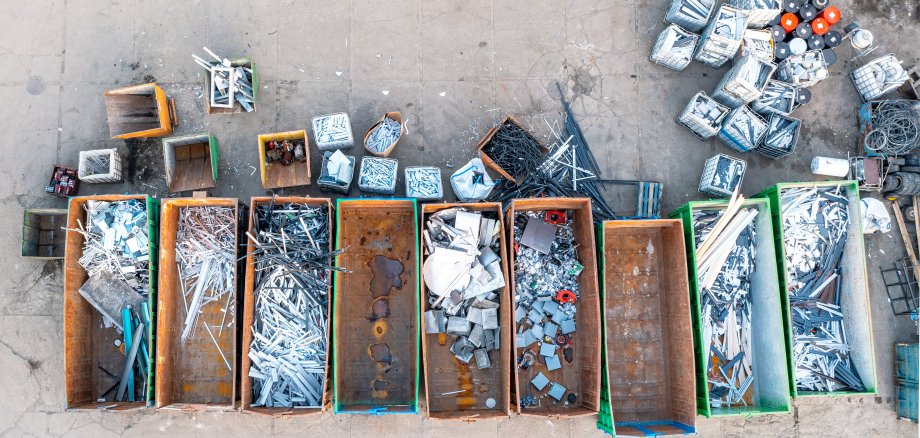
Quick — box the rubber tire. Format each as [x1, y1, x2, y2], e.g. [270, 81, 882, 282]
[901, 166, 920, 173]
[904, 154, 920, 166]
[890, 165, 901, 173]
[904, 205, 917, 222]
[883, 175, 901, 192]
[896, 172, 920, 195]
[891, 158, 907, 166]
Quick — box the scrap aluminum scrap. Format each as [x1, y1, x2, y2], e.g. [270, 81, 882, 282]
[776, 50, 828, 88]
[695, 5, 749, 68]
[193, 47, 255, 111]
[651, 24, 699, 71]
[247, 201, 342, 408]
[665, 0, 716, 32]
[176, 206, 236, 362]
[423, 208, 504, 370]
[366, 117, 401, 154]
[756, 113, 800, 159]
[513, 211, 582, 405]
[694, 205, 758, 408]
[719, 105, 768, 152]
[75, 199, 150, 296]
[781, 186, 865, 392]
[752, 80, 799, 116]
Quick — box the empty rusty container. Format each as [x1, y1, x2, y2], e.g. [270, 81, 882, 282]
[333, 199, 419, 414]
[103, 83, 176, 139]
[420, 202, 511, 420]
[507, 197, 602, 417]
[596, 220, 696, 436]
[155, 198, 239, 410]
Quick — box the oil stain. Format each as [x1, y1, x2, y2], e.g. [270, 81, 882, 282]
[369, 343, 392, 364]
[371, 298, 390, 320]
[368, 255, 405, 297]
[125, 137, 164, 184]
[455, 359, 476, 410]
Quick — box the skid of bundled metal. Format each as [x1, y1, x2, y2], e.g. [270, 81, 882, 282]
[728, 0, 782, 29]
[850, 54, 910, 102]
[751, 80, 799, 116]
[671, 197, 791, 417]
[694, 5, 749, 68]
[665, 0, 716, 32]
[241, 197, 336, 415]
[699, 154, 747, 198]
[651, 24, 700, 71]
[718, 106, 768, 153]
[757, 182, 877, 397]
[678, 92, 731, 140]
[714, 55, 777, 107]
[776, 50, 828, 88]
[754, 114, 800, 159]
[740, 29, 775, 63]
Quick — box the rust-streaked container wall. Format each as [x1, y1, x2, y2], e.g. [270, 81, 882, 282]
[241, 196, 334, 415]
[507, 197, 602, 417]
[104, 83, 176, 139]
[155, 198, 238, 410]
[333, 199, 420, 414]
[598, 220, 696, 436]
[420, 203, 512, 420]
[64, 195, 159, 410]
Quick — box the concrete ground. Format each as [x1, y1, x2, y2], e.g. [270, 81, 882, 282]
[1, 0, 919, 436]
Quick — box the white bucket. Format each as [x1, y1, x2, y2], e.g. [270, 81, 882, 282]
[810, 156, 849, 177]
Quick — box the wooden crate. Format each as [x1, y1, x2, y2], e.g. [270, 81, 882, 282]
[507, 197, 602, 417]
[596, 220, 696, 436]
[203, 59, 258, 114]
[64, 195, 159, 410]
[155, 198, 239, 410]
[240, 196, 334, 416]
[333, 199, 419, 414]
[257, 130, 311, 190]
[420, 202, 511, 420]
[163, 133, 219, 193]
[104, 83, 175, 139]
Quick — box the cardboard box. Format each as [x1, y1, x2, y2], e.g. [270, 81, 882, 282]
[363, 111, 404, 157]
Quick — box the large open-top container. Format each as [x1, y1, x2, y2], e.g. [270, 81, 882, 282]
[155, 198, 239, 410]
[103, 83, 175, 139]
[671, 198, 792, 417]
[64, 195, 159, 409]
[333, 199, 419, 414]
[420, 202, 511, 420]
[757, 181, 877, 397]
[240, 196, 334, 415]
[507, 197, 602, 417]
[22, 208, 67, 259]
[596, 220, 696, 436]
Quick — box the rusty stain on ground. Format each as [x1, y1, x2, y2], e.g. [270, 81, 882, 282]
[368, 255, 404, 297]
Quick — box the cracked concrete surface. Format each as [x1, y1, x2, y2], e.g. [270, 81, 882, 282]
[1, 0, 918, 436]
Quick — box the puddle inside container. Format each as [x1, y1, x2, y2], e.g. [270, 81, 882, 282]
[369, 255, 404, 297]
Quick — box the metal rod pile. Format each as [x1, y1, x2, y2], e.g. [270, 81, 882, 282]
[781, 186, 864, 392]
[694, 195, 758, 408]
[366, 117, 401, 154]
[176, 207, 236, 350]
[422, 208, 504, 371]
[481, 121, 544, 181]
[74, 200, 150, 295]
[247, 201, 342, 408]
[486, 83, 618, 222]
[83, 154, 111, 176]
[513, 211, 582, 406]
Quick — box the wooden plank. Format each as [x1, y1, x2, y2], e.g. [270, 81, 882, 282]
[892, 199, 919, 271]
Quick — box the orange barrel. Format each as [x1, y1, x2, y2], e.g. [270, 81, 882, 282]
[811, 17, 830, 35]
[820, 6, 841, 24]
[781, 13, 800, 33]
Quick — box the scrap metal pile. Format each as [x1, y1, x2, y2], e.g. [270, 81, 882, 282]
[861, 100, 920, 156]
[486, 84, 618, 221]
[422, 208, 504, 369]
[71, 199, 152, 402]
[247, 202, 341, 408]
[781, 186, 864, 392]
[176, 206, 236, 369]
[193, 47, 255, 111]
[513, 211, 582, 407]
[365, 117, 401, 154]
[693, 198, 758, 408]
[264, 139, 307, 166]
